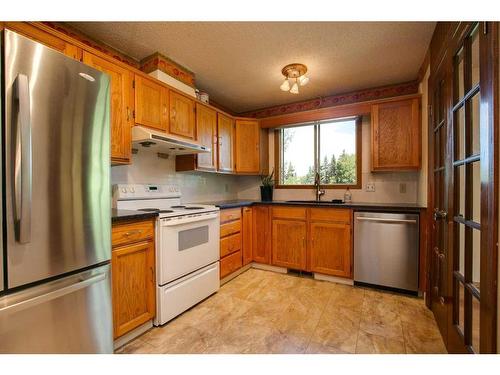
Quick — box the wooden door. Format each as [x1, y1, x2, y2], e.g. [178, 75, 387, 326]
[112, 240, 155, 339]
[83, 52, 134, 164]
[217, 113, 234, 172]
[135, 75, 169, 132]
[252, 206, 271, 264]
[242, 207, 253, 266]
[196, 104, 217, 170]
[272, 219, 307, 270]
[234, 120, 260, 174]
[169, 91, 195, 139]
[371, 98, 421, 170]
[310, 222, 352, 278]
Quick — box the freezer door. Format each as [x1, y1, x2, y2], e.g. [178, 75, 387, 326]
[0, 263, 113, 353]
[4, 30, 111, 288]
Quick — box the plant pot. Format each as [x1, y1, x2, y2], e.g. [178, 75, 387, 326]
[260, 186, 273, 202]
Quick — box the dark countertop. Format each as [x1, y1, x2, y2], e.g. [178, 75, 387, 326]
[111, 209, 159, 223]
[206, 199, 426, 212]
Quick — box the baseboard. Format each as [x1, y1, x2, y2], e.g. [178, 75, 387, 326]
[113, 320, 153, 351]
[314, 273, 354, 286]
[251, 262, 287, 273]
[221, 263, 252, 285]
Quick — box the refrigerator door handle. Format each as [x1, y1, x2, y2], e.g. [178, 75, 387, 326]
[0, 272, 107, 315]
[13, 73, 33, 244]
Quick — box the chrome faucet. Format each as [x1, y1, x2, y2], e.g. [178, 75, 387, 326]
[314, 172, 326, 201]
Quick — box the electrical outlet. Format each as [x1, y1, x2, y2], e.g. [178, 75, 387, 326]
[365, 182, 375, 192]
[224, 183, 229, 193]
[399, 183, 407, 194]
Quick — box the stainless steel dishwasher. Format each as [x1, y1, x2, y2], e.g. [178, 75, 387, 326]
[354, 212, 419, 293]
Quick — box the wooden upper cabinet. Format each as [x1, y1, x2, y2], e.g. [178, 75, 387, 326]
[252, 205, 271, 264]
[272, 219, 307, 270]
[242, 207, 253, 266]
[135, 75, 169, 132]
[83, 52, 134, 164]
[196, 104, 217, 171]
[234, 119, 260, 174]
[217, 113, 235, 173]
[112, 239, 155, 338]
[371, 97, 421, 171]
[169, 91, 195, 139]
[4, 23, 82, 60]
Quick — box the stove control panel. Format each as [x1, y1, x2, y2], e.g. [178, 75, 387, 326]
[114, 184, 180, 200]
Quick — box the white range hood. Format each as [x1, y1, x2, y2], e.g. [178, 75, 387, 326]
[132, 126, 210, 155]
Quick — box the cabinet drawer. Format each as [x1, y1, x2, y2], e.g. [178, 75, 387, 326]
[309, 208, 351, 224]
[220, 208, 242, 223]
[112, 220, 154, 247]
[220, 220, 241, 238]
[272, 206, 307, 220]
[220, 233, 242, 258]
[220, 250, 242, 279]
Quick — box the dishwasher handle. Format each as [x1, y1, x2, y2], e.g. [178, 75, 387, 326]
[355, 217, 418, 224]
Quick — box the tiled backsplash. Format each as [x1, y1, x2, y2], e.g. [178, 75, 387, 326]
[111, 150, 240, 203]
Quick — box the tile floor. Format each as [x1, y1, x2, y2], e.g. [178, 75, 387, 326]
[116, 268, 447, 354]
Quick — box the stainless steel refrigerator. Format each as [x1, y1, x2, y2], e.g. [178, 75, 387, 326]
[0, 30, 113, 353]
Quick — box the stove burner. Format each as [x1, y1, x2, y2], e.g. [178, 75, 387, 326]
[170, 205, 186, 209]
[159, 210, 174, 213]
[139, 208, 160, 212]
[185, 206, 204, 210]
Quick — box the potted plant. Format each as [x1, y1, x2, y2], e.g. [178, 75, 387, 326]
[260, 170, 274, 201]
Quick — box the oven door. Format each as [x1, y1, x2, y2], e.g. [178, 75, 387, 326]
[158, 212, 220, 285]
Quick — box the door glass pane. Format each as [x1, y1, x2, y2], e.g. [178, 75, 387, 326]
[471, 93, 480, 156]
[458, 223, 465, 276]
[440, 125, 446, 167]
[434, 130, 441, 168]
[472, 161, 481, 223]
[280, 125, 315, 185]
[472, 228, 481, 292]
[472, 296, 480, 352]
[319, 119, 357, 184]
[455, 47, 465, 102]
[455, 105, 465, 161]
[471, 25, 480, 88]
[457, 165, 466, 218]
[458, 281, 465, 334]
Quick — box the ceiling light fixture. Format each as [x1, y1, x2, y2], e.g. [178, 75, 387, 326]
[280, 63, 309, 94]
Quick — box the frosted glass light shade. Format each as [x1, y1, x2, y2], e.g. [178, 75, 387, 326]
[280, 79, 290, 91]
[290, 82, 299, 94]
[298, 75, 309, 86]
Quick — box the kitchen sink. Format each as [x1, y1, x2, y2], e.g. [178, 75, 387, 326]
[286, 200, 346, 204]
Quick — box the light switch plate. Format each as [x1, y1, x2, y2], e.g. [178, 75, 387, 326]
[365, 182, 375, 192]
[399, 183, 407, 194]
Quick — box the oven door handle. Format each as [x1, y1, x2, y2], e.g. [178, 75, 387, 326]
[162, 212, 219, 227]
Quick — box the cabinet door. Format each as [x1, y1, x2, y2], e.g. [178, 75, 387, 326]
[234, 120, 260, 174]
[135, 75, 169, 132]
[196, 104, 217, 170]
[217, 113, 234, 172]
[170, 91, 195, 139]
[112, 240, 155, 338]
[372, 98, 420, 171]
[83, 52, 134, 164]
[252, 206, 271, 264]
[272, 219, 307, 270]
[310, 222, 352, 278]
[242, 207, 253, 266]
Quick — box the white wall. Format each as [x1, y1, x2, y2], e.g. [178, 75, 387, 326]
[237, 116, 421, 204]
[111, 150, 241, 203]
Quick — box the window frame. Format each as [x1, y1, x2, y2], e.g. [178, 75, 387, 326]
[274, 116, 362, 189]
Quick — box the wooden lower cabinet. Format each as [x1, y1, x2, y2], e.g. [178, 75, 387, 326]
[242, 207, 253, 265]
[310, 221, 352, 278]
[112, 219, 156, 339]
[252, 205, 271, 264]
[220, 250, 243, 279]
[219, 208, 243, 279]
[272, 219, 307, 270]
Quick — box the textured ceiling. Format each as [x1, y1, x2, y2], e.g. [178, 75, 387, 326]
[68, 22, 435, 113]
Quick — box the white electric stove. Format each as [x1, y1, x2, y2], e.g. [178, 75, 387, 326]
[113, 184, 220, 326]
